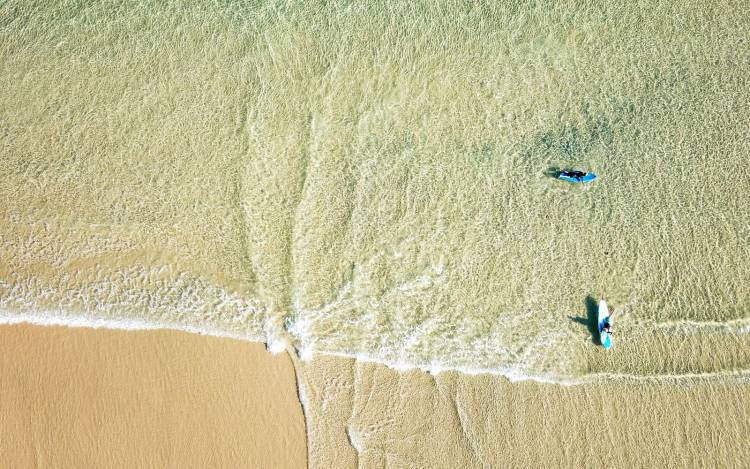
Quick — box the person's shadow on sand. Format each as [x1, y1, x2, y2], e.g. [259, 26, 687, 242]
[569, 296, 600, 345]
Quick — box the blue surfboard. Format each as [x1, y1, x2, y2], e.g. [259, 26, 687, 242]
[558, 172, 597, 183]
[598, 300, 612, 350]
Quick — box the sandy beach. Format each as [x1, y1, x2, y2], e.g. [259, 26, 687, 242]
[2, 1, 748, 467]
[0, 324, 306, 468]
[3, 324, 748, 468]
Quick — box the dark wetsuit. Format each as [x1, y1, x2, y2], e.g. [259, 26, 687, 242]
[563, 170, 587, 179]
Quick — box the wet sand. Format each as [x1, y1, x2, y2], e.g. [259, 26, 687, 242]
[297, 355, 750, 468]
[0, 324, 306, 469]
[2, 324, 748, 468]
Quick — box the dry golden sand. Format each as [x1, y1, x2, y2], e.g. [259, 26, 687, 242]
[0, 324, 306, 469]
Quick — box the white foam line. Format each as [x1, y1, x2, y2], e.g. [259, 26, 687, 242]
[0, 311, 580, 384]
[2, 311, 747, 387]
[582, 369, 750, 385]
[296, 349, 584, 386]
[301, 349, 750, 386]
[649, 317, 750, 333]
[0, 310, 264, 345]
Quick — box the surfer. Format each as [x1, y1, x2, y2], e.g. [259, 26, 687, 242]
[602, 310, 615, 335]
[560, 170, 588, 179]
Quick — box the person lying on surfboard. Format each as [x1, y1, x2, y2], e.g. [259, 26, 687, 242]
[560, 170, 588, 179]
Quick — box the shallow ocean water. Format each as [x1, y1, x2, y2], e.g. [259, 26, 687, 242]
[1, 0, 748, 382]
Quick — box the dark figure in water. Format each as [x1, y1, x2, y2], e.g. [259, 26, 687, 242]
[601, 309, 615, 335]
[560, 170, 587, 179]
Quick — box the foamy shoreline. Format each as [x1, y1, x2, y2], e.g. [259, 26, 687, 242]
[4, 310, 747, 386]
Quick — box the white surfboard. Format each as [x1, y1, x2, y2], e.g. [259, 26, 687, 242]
[598, 300, 612, 350]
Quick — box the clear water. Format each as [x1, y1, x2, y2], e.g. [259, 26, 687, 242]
[1, 0, 748, 382]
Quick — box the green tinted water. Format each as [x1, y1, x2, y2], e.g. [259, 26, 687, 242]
[1, 0, 748, 381]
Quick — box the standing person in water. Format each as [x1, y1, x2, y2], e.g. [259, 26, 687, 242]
[603, 308, 615, 335]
